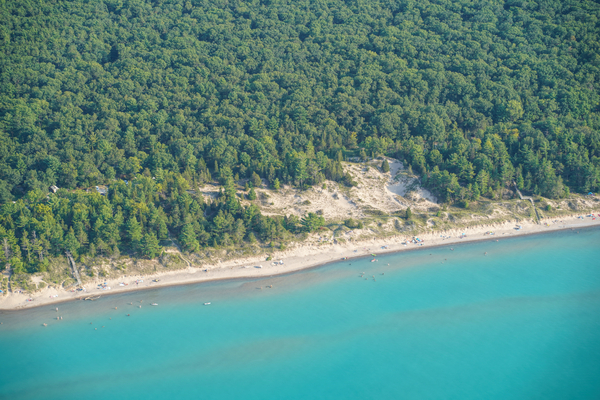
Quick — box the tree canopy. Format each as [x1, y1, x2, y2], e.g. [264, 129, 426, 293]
[1, 0, 599, 202]
[1, 0, 600, 270]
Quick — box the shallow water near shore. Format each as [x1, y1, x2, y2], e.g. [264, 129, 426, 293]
[1, 228, 600, 400]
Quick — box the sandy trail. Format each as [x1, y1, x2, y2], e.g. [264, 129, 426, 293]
[2, 213, 599, 311]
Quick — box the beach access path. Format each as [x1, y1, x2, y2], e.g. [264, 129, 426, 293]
[1, 213, 599, 311]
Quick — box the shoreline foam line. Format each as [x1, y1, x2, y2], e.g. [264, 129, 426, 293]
[1, 214, 599, 312]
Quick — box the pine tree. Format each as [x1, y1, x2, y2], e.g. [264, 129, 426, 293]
[251, 172, 262, 188]
[359, 148, 367, 161]
[381, 159, 390, 173]
[219, 166, 233, 184]
[248, 187, 257, 200]
[127, 216, 142, 250]
[473, 183, 481, 201]
[88, 243, 96, 258]
[406, 207, 412, 220]
[179, 223, 199, 253]
[224, 177, 239, 213]
[516, 172, 524, 190]
[294, 156, 308, 187]
[111, 245, 120, 259]
[246, 232, 257, 244]
[63, 227, 80, 257]
[141, 233, 161, 259]
[21, 233, 31, 262]
[157, 219, 168, 239]
[301, 213, 325, 232]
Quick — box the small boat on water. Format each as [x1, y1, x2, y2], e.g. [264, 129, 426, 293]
[151, 303, 158, 306]
[204, 302, 211, 306]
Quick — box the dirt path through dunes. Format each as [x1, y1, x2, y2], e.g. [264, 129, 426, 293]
[166, 231, 192, 268]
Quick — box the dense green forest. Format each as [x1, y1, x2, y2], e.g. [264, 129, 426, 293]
[1, 0, 600, 272]
[0, 172, 311, 274]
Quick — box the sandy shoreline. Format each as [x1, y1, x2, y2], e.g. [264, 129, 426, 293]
[1, 213, 599, 312]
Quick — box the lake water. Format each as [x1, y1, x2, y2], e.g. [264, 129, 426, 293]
[1, 228, 600, 400]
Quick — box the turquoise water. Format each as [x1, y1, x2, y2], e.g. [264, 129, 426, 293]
[1, 228, 600, 400]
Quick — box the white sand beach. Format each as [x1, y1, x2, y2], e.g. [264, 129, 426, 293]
[2, 213, 599, 311]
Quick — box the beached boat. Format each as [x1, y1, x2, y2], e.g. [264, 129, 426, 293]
[204, 302, 211, 306]
[151, 303, 158, 306]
